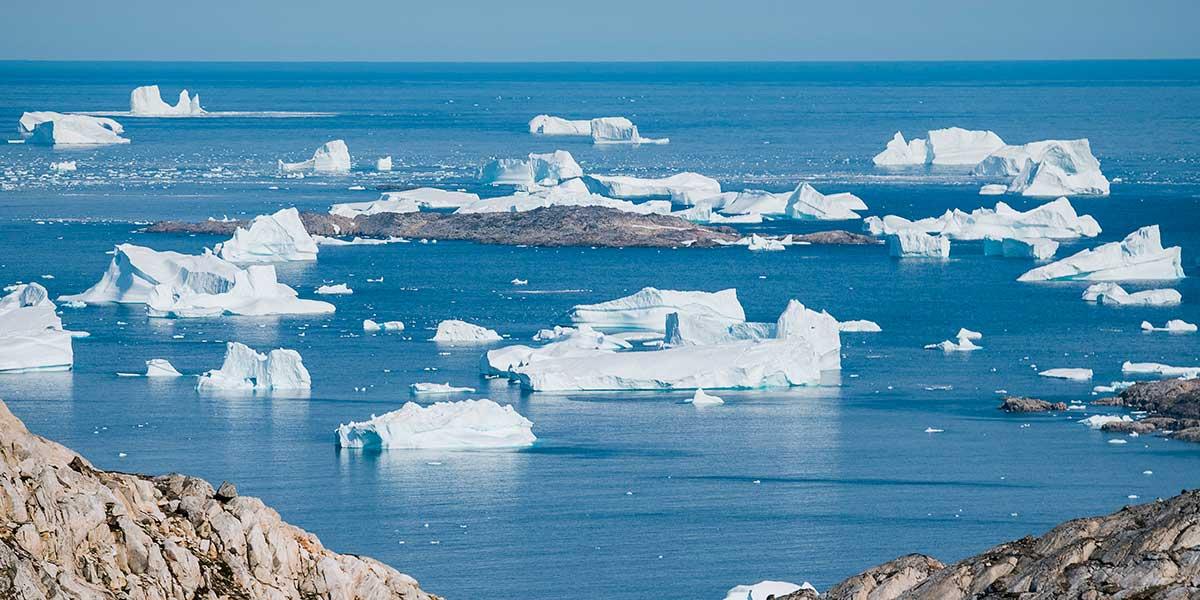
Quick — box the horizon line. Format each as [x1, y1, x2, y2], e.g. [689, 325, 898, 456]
[2, 57, 1199, 65]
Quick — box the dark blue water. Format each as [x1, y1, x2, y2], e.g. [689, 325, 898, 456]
[1, 61, 1199, 599]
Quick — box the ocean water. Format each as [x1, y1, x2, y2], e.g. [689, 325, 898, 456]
[1, 61, 1199, 599]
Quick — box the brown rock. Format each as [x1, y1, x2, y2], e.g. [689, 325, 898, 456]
[1100, 420, 1158, 434]
[998, 396, 1068, 413]
[824, 554, 945, 600]
[792, 230, 883, 245]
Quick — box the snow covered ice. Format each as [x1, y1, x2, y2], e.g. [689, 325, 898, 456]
[865, 198, 1100, 241]
[1019, 226, 1185, 282]
[411, 382, 477, 394]
[873, 127, 1004, 166]
[1141, 319, 1197, 333]
[887, 230, 950, 258]
[568, 287, 746, 332]
[1122, 362, 1200, 379]
[216, 208, 319, 263]
[528, 115, 592, 136]
[315, 283, 353, 295]
[1081, 283, 1181, 306]
[589, 117, 668, 145]
[431, 320, 503, 343]
[479, 151, 582, 186]
[129, 85, 205, 116]
[19, 111, 123, 136]
[278, 140, 351, 173]
[1039, 368, 1093, 381]
[335, 399, 535, 450]
[331, 188, 481, 217]
[27, 115, 130, 146]
[723, 581, 815, 600]
[197, 342, 311, 392]
[0, 283, 76, 373]
[687, 389, 724, 406]
[584, 172, 719, 205]
[144, 359, 182, 377]
[983, 237, 1058, 260]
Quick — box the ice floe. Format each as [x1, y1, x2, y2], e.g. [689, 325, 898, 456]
[1080, 414, 1132, 429]
[50, 160, 77, 172]
[528, 115, 592, 136]
[278, 140, 351, 173]
[479, 150, 582, 187]
[1122, 362, 1200, 379]
[979, 184, 1008, 195]
[146, 264, 334, 318]
[723, 581, 815, 600]
[330, 188, 481, 217]
[1093, 381, 1134, 394]
[866, 198, 1100, 241]
[1081, 283, 1181, 306]
[129, 85, 205, 116]
[687, 389, 724, 406]
[196, 342, 310, 391]
[925, 328, 982, 352]
[432, 320, 503, 343]
[363, 319, 405, 332]
[874, 127, 1004, 166]
[27, 114, 130, 146]
[410, 382, 477, 395]
[590, 117, 668, 145]
[1039, 368, 1093, 381]
[1018, 226, 1185, 282]
[838, 320, 882, 333]
[335, 399, 535, 450]
[0, 283, 76, 373]
[1141, 319, 1197, 333]
[584, 172, 720, 205]
[568, 287, 745, 332]
[747, 234, 785, 252]
[887, 230, 950, 258]
[315, 283, 353, 295]
[216, 208, 319, 263]
[144, 359, 182, 377]
[983, 237, 1058, 260]
[376, 156, 393, 171]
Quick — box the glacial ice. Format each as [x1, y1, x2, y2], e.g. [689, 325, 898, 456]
[956, 328, 982, 341]
[482, 325, 631, 377]
[887, 230, 950, 258]
[1080, 415, 1132, 429]
[873, 128, 1003, 166]
[331, 188, 482, 217]
[454, 182, 671, 216]
[865, 198, 1100, 241]
[431, 320, 503, 343]
[410, 382, 476, 394]
[376, 156, 393, 172]
[925, 328, 982, 352]
[1141, 320, 1197, 333]
[747, 234, 785, 252]
[363, 319, 405, 332]
[61, 244, 243, 305]
[1122, 362, 1200, 379]
[19, 111, 123, 136]
[873, 132, 930, 166]
[145, 264, 335, 318]
[196, 342, 310, 391]
[664, 312, 774, 348]
[144, 359, 182, 377]
[278, 140, 351, 173]
[987, 140, 1110, 197]
[1019, 226, 1185, 282]
[671, 204, 764, 224]
[479, 151, 583, 186]
[315, 283, 353, 295]
[723, 581, 815, 600]
[590, 117, 668, 145]
[720, 190, 790, 216]
[1039, 368, 1093, 381]
[983, 237, 1058, 260]
[0, 283, 75, 373]
[216, 208, 319, 263]
[776, 300, 842, 371]
[979, 184, 1008, 195]
[528, 115, 592, 136]
[783, 184, 866, 220]
[335, 399, 535, 450]
[688, 389, 724, 406]
[129, 85, 205, 116]
[1081, 283, 1181, 307]
[838, 320, 882, 332]
[27, 115, 130, 146]
[583, 173, 720, 205]
[568, 287, 745, 332]
[50, 161, 77, 172]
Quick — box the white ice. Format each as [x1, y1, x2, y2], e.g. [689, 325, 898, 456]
[410, 382, 477, 394]
[983, 237, 1058, 260]
[979, 184, 1008, 195]
[989, 140, 1110, 197]
[1080, 414, 1132, 429]
[1122, 362, 1200, 379]
[145, 264, 334, 318]
[27, 114, 130, 146]
[838, 320, 882, 333]
[584, 172, 720, 205]
[590, 116, 668, 145]
[529, 115, 592, 136]
[747, 234, 786, 252]
[278, 140, 351, 173]
[61, 244, 244, 305]
[364, 319, 405, 332]
[196, 341, 310, 392]
[1019, 226, 1185, 282]
[1039, 368, 1093, 381]
[129, 85, 205, 117]
[865, 198, 1100, 241]
[1141, 319, 1197, 333]
[376, 156, 393, 172]
[0, 283, 75, 373]
[144, 359, 182, 377]
[687, 389, 724, 406]
[873, 127, 1004, 166]
[925, 328, 982, 352]
[479, 150, 583, 187]
[783, 183, 866, 220]
[887, 230, 950, 258]
[50, 161, 77, 172]
[216, 208, 319, 263]
[723, 581, 815, 600]
[315, 283, 353, 295]
[1081, 283, 1181, 306]
[568, 287, 745, 332]
[336, 399, 535, 450]
[454, 180, 671, 216]
[482, 325, 630, 377]
[19, 111, 123, 136]
[431, 320, 503, 343]
[331, 188, 481, 217]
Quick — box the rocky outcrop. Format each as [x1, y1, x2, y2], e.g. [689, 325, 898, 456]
[1094, 379, 1200, 443]
[777, 489, 1200, 599]
[147, 206, 740, 248]
[999, 397, 1068, 413]
[0, 399, 437, 600]
[792, 230, 882, 246]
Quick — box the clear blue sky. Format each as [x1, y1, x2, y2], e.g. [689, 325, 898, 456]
[5, 0, 1198, 61]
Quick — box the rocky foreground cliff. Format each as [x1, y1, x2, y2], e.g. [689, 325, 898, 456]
[0, 399, 437, 600]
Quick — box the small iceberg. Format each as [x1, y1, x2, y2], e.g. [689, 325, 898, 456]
[331, 188, 482, 217]
[1039, 368, 1093, 381]
[145, 358, 182, 377]
[838, 320, 881, 333]
[1122, 362, 1200, 379]
[783, 183, 867, 220]
[590, 117, 668, 145]
[197, 342, 310, 391]
[454, 179, 671, 215]
[865, 198, 1100, 241]
[431, 320, 503, 343]
[583, 172, 720, 205]
[1081, 283, 1181, 306]
[529, 115, 592, 136]
[0, 283, 76, 373]
[376, 156, 393, 171]
[687, 389, 724, 406]
[983, 237, 1058, 260]
[568, 287, 745, 333]
[315, 283, 353, 295]
[129, 85, 205, 116]
[747, 234, 785, 252]
[873, 127, 1005, 166]
[410, 382, 477, 395]
[278, 140, 351, 174]
[1018, 226, 1185, 282]
[479, 150, 582, 187]
[19, 111, 123, 136]
[979, 184, 1008, 195]
[1080, 414, 1132, 429]
[335, 399, 535, 450]
[1141, 319, 1197, 333]
[887, 230, 950, 258]
[215, 208, 319, 263]
[363, 319, 404, 332]
[925, 328, 982, 352]
[1094, 381, 1134, 393]
[50, 161, 77, 172]
[723, 581, 815, 600]
[27, 114, 130, 147]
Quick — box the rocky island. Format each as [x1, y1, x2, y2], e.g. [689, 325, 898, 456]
[1094, 378, 1200, 443]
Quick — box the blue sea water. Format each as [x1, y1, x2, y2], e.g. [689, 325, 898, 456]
[1, 61, 1199, 599]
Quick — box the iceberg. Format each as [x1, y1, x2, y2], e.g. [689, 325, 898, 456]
[583, 173, 719, 205]
[956, 328, 982, 341]
[331, 188, 481, 217]
[410, 382, 476, 394]
[19, 111, 123, 136]
[1018, 226, 1185, 282]
[872, 128, 1003, 166]
[747, 234, 786, 252]
[1093, 381, 1135, 394]
[215, 208, 319, 263]
[664, 312, 774, 348]
[687, 389, 724, 406]
[720, 190, 790, 216]
[1080, 414, 1132, 429]
[454, 181, 671, 216]
[145, 358, 182, 377]
[145, 264, 335, 318]
[1039, 368, 1093, 381]
[839, 320, 881, 332]
[873, 132, 930, 166]
[529, 115, 592, 136]
[671, 204, 763, 224]
[1122, 362, 1200, 379]
[993, 140, 1110, 197]
[27, 115, 130, 147]
[568, 287, 745, 332]
[335, 399, 535, 450]
[1140, 319, 1197, 333]
[983, 237, 1058, 260]
[50, 160, 77, 172]
[1081, 283, 1181, 306]
[865, 198, 1100, 241]
[590, 117, 668, 145]
[431, 320, 502, 343]
[783, 184, 866, 220]
[376, 156, 392, 172]
[979, 184, 1008, 195]
[196, 342, 310, 391]
[363, 319, 404, 332]
[482, 325, 631, 377]
[479, 150, 582, 187]
[0, 283, 75, 373]
[887, 230, 950, 258]
[723, 581, 815, 600]
[775, 300, 841, 371]
[315, 283, 352, 295]
[278, 140, 351, 174]
[61, 244, 242, 305]
[925, 328, 982, 352]
[129, 85, 205, 116]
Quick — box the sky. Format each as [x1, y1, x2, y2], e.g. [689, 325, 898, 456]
[4, 0, 1198, 62]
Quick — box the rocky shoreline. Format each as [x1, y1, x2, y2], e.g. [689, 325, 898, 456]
[1095, 379, 1200, 443]
[145, 207, 877, 249]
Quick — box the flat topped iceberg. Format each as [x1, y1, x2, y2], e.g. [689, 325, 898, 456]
[335, 399, 535, 450]
[278, 140, 351, 173]
[1019, 226, 1185, 282]
[19, 111, 123, 136]
[196, 342, 310, 392]
[529, 115, 592, 136]
[483, 325, 631, 377]
[129, 85, 205, 116]
[431, 320, 502, 343]
[60, 243, 243, 305]
[1122, 362, 1200, 379]
[839, 319, 881, 332]
[145, 358, 182, 377]
[315, 283, 352, 295]
[331, 188, 481, 217]
[865, 198, 1100, 241]
[479, 150, 582, 187]
[0, 283, 75, 373]
[569, 287, 746, 332]
[873, 128, 1003, 166]
[376, 156, 392, 171]
[1081, 283, 1181, 306]
[583, 172, 719, 205]
[410, 382, 476, 395]
[216, 208, 319, 263]
[590, 117, 668, 145]
[146, 263, 334, 318]
[1141, 320, 1197, 333]
[784, 183, 866, 220]
[887, 230, 949, 258]
[363, 319, 404, 332]
[1080, 414, 1132, 429]
[27, 115, 130, 147]
[1039, 368, 1093, 381]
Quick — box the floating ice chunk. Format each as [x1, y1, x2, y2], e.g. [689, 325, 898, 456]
[983, 237, 1059, 260]
[216, 208, 319, 263]
[671, 204, 764, 224]
[145, 358, 182, 377]
[956, 328, 982, 341]
[720, 190, 790, 216]
[1020, 226, 1184, 282]
[145, 264, 334, 318]
[979, 184, 1008, 195]
[1081, 282, 1181, 306]
[1141, 319, 1197, 333]
[483, 325, 630, 376]
[1093, 381, 1134, 393]
[314, 283, 353, 295]
[838, 320, 881, 333]
[925, 427, 945, 433]
[866, 198, 1100, 241]
[364, 319, 404, 332]
[480, 150, 583, 186]
[19, 111, 123, 136]
[432, 320, 502, 343]
[61, 244, 242, 305]
[1122, 361, 1200, 379]
[664, 312, 774, 347]
[887, 230, 950, 258]
[723, 581, 815, 600]
[990, 140, 1109, 197]
[925, 328, 981, 352]
[278, 140, 351, 173]
[0, 283, 75, 373]
[1080, 414, 1132, 429]
[569, 287, 746, 332]
[454, 182, 670, 215]
[776, 300, 842, 371]
[335, 399, 535, 450]
[873, 132, 929, 166]
[331, 188, 481, 217]
[584, 172, 720, 205]
[129, 85, 205, 116]
[28, 115, 130, 146]
[747, 234, 785, 252]
[590, 116, 668, 145]
[783, 183, 865, 220]
[50, 160, 77, 172]
[376, 156, 393, 171]
[197, 341, 310, 391]
[687, 389, 724, 406]
[314, 235, 407, 246]
[1039, 368, 1093, 381]
[927, 127, 1006, 165]
[529, 115, 592, 136]
[411, 382, 476, 394]
[511, 278, 528, 286]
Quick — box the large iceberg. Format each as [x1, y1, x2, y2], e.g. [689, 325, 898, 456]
[129, 85, 205, 116]
[0, 283, 75, 373]
[975, 139, 1109, 197]
[479, 151, 582, 187]
[431, 320, 503, 343]
[873, 128, 1004, 166]
[454, 179, 671, 215]
[60, 244, 243, 305]
[887, 230, 950, 258]
[145, 359, 182, 377]
[583, 172, 720, 205]
[663, 312, 773, 348]
[19, 111, 123, 136]
[720, 190, 790, 216]
[330, 188, 481, 217]
[278, 140, 351, 174]
[27, 115, 130, 147]
[196, 342, 310, 391]
[529, 115, 592, 136]
[146, 264, 335, 318]
[865, 198, 1100, 241]
[568, 287, 745, 332]
[482, 325, 630, 377]
[783, 183, 866, 220]
[873, 132, 929, 166]
[1081, 283, 1181, 307]
[590, 117, 668, 145]
[983, 237, 1058, 260]
[215, 208, 319, 263]
[335, 399, 535, 450]
[1018, 226, 1185, 282]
